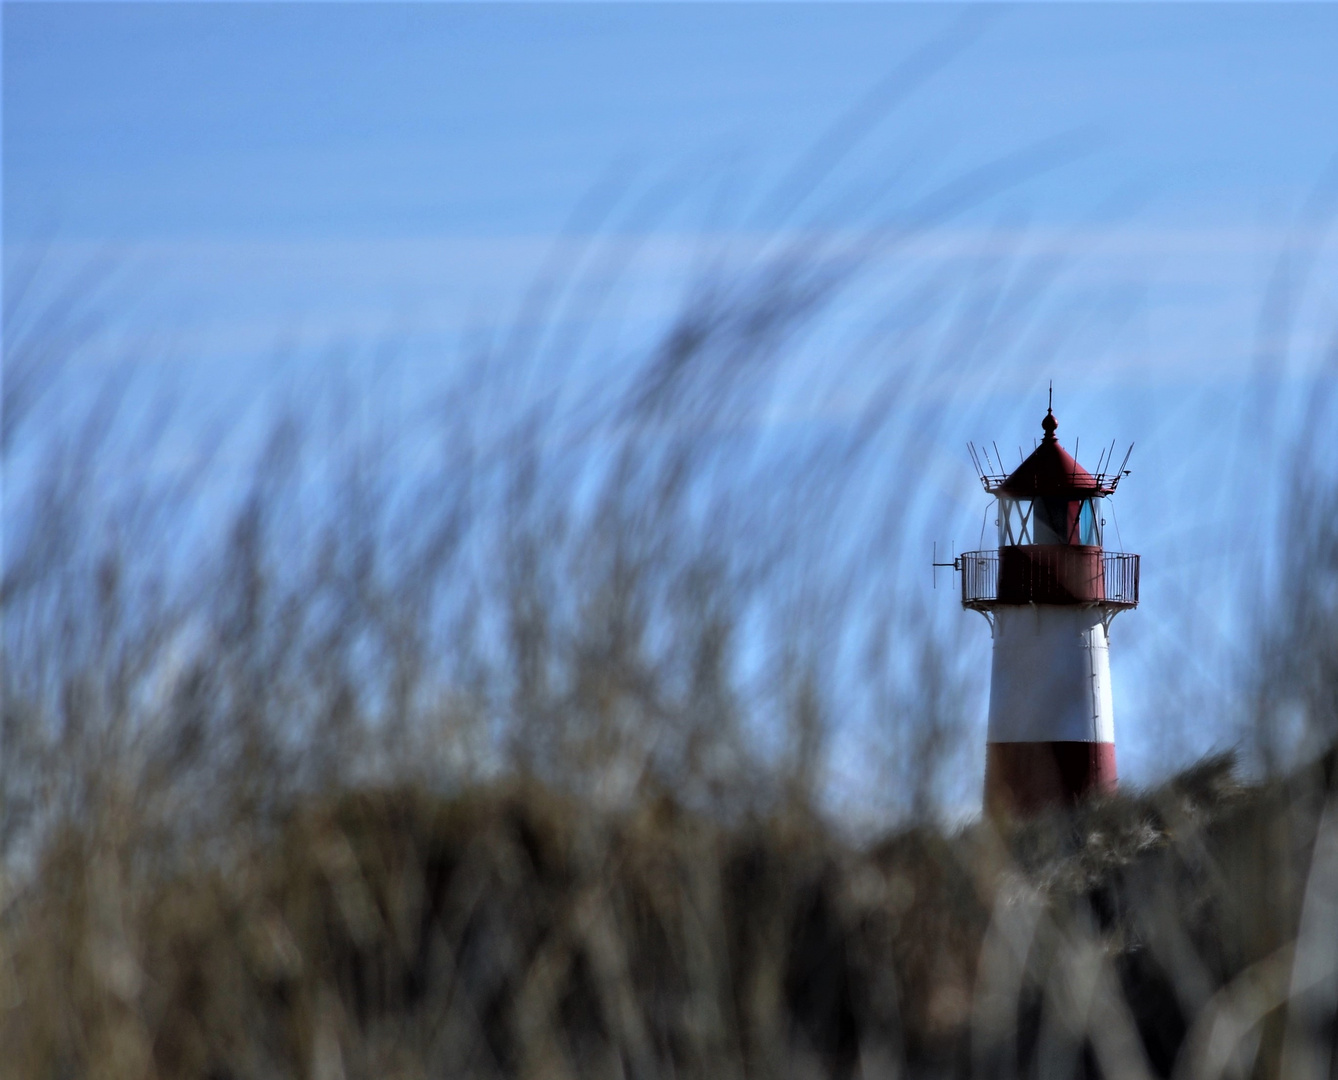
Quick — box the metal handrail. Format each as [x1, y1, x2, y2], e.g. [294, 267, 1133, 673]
[960, 550, 999, 607]
[958, 549, 1139, 608]
[1101, 552, 1140, 607]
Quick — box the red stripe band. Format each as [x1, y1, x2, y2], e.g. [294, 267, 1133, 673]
[984, 741, 1116, 818]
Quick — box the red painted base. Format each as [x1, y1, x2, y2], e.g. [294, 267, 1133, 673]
[984, 741, 1117, 818]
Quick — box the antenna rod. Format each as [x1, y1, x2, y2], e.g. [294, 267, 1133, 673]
[1117, 442, 1134, 475]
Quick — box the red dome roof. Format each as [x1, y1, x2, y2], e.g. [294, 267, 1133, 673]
[999, 410, 1108, 497]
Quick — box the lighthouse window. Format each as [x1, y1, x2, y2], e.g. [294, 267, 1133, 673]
[997, 498, 1032, 545]
[1077, 499, 1102, 545]
[1030, 498, 1071, 544]
[997, 497, 1102, 546]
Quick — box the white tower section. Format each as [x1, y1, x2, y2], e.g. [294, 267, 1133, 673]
[987, 606, 1114, 746]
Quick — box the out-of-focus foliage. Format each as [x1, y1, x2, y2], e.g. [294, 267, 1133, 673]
[3, 731, 1338, 1078]
[4, 154, 1338, 1076]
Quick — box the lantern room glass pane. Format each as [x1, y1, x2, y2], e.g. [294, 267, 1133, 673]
[1031, 497, 1070, 544]
[1078, 499, 1102, 545]
[997, 497, 1102, 546]
[997, 498, 1032, 545]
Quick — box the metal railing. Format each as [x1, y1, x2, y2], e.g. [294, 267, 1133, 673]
[1102, 552, 1140, 607]
[960, 550, 1000, 607]
[959, 549, 1139, 608]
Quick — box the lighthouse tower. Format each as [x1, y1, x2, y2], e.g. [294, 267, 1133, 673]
[956, 403, 1138, 817]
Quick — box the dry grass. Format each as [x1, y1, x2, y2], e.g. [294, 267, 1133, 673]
[4, 153, 1338, 1077]
[3, 742, 1336, 1078]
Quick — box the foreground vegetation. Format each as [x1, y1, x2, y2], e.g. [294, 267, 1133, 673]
[3, 743, 1337, 1079]
[5, 134, 1336, 1075]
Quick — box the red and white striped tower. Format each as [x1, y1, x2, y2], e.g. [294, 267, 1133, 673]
[955, 403, 1138, 817]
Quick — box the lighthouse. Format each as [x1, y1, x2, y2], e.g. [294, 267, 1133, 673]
[953, 402, 1138, 817]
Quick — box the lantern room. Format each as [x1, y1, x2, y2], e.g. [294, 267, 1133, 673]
[993, 407, 1113, 546]
[958, 404, 1138, 611]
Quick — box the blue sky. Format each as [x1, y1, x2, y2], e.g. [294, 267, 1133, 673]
[7, 3, 1337, 397]
[8, 4, 1338, 241]
[7, 3, 1336, 365]
[6, 3, 1338, 794]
